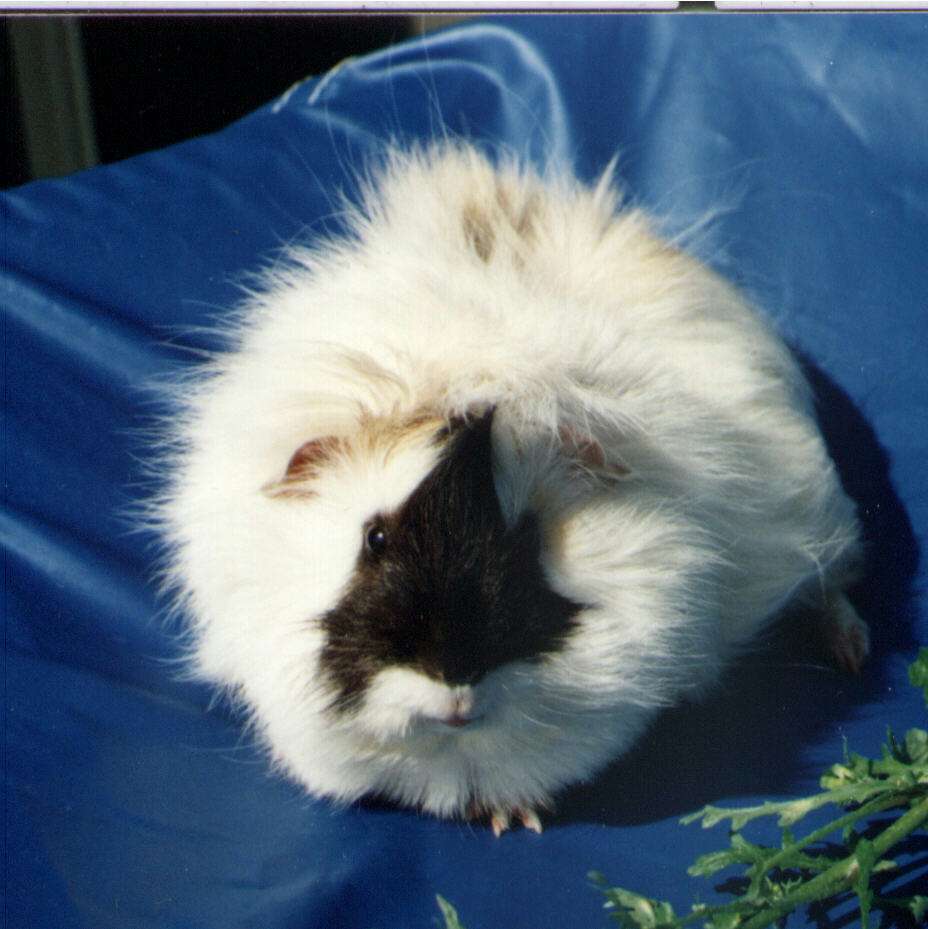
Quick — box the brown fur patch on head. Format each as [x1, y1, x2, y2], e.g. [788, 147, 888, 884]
[356, 408, 449, 458]
[462, 181, 542, 266]
[462, 203, 495, 263]
[495, 184, 539, 246]
[264, 409, 447, 500]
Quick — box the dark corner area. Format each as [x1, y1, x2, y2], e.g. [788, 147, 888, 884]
[2, 14, 434, 190]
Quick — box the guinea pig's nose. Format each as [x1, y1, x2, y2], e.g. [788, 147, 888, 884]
[436, 688, 479, 728]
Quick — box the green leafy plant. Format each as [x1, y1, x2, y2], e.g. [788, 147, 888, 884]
[436, 895, 467, 929]
[439, 648, 928, 929]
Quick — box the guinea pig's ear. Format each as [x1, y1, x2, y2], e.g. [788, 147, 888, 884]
[263, 436, 346, 499]
[558, 423, 630, 481]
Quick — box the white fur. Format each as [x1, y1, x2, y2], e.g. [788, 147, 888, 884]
[155, 144, 861, 819]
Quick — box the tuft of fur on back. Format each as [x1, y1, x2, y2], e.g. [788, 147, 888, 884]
[153, 143, 861, 819]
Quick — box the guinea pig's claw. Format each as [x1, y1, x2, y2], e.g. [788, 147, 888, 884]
[490, 809, 511, 837]
[519, 808, 543, 834]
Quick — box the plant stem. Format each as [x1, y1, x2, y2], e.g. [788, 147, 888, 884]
[746, 792, 909, 888]
[737, 795, 928, 929]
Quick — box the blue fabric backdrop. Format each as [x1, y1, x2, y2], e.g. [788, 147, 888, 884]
[3, 14, 927, 928]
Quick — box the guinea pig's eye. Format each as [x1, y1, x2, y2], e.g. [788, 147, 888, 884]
[364, 520, 388, 558]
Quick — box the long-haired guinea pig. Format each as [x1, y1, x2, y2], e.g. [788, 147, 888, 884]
[155, 143, 868, 835]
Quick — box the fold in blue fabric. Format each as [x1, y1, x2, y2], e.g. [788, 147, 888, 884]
[3, 14, 926, 928]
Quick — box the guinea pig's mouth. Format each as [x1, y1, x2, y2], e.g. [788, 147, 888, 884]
[440, 712, 484, 729]
[416, 709, 486, 732]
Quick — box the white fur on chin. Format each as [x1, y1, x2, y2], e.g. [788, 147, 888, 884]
[153, 143, 861, 819]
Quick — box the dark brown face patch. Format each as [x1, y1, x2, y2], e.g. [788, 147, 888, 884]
[318, 409, 582, 714]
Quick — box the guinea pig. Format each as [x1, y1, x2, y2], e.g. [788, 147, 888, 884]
[155, 143, 868, 835]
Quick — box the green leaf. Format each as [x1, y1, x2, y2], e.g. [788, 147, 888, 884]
[775, 798, 818, 827]
[436, 895, 466, 929]
[611, 889, 676, 928]
[908, 648, 928, 704]
[904, 727, 928, 763]
[820, 763, 857, 790]
[592, 880, 679, 929]
[681, 797, 819, 832]
[908, 896, 928, 921]
[688, 848, 744, 877]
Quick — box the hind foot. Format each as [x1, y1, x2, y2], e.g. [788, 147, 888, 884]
[823, 591, 870, 674]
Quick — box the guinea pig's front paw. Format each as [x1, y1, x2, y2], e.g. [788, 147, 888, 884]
[491, 807, 545, 837]
[468, 802, 544, 836]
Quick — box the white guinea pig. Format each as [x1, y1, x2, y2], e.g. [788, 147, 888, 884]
[156, 143, 868, 835]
